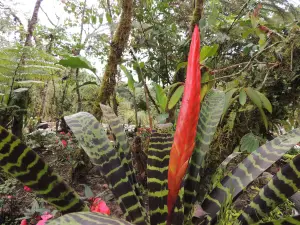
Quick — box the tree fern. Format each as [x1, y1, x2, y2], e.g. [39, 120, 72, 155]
[0, 46, 65, 106]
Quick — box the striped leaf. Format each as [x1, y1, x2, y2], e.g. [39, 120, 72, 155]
[184, 89, 225, 219]
[252, 215, 300, 225]
[0, 126, 87, 213]
[201, 128, 300, 224]
[238, 154, 300, 224]
[147, 123, 173, 225]
[48, 212, 133, 225]
[100, 104, 143, 209]
[64, 112, 147, 225]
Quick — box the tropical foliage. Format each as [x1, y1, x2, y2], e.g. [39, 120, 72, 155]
[0, 0, 299, 224]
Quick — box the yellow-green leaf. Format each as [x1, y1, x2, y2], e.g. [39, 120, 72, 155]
[154, 83, 167, 112]
[168, 85, 184, 110]
[259, 108, 268, 129]
[120, 65, 135, 92]
[256, 91, 272, 113]
[245, 87, 262, 108]
[239, 89, 247, 106]
[222, 88, 238, 119]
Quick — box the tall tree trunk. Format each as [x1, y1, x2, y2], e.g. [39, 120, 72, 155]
[97, 0, 133, 107]
[24, 0, 43, 46]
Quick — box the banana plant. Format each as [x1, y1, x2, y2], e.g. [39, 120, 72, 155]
[0, 26, 300, 225]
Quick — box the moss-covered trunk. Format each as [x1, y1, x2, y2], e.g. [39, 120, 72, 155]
[96, 0, 133, 109]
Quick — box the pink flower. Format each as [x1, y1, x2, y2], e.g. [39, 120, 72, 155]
[23, 186, 32, 192]
[36, 212, 53, 225]
[90, 198, 110, 215]
[67, 132, 72, 137]
[7, 195, 13, 199]
[60, 131, 66, 135]
[61, 140, 67, 148]
[20, 219, 27, 225]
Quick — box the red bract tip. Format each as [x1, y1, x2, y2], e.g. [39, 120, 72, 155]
[167, 25, 201, 219]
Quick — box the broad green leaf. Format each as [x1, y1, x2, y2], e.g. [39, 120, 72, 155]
[83, 184, 94, 198]
[259, 108, 268, 129]
[176, 62, 188, 72]
[200, 44, 219, 62]
[240, 133, 260, 153]
[200, 84, 208, 102]
[168, 85, 184, 110]
[256, 91, 272, 113]
[222, 88, 238, 118]
[120, 65, 135, 92]
[154, 83, 167, 112]
[239, 89, 247, 105]
[91, 15, 97, 24]
[106, 13, 112, 24]
[245, 87, 262, 108]
[57, 55, 96, 73]
[163, 82, 183, 92]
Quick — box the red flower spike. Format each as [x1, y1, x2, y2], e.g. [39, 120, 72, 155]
[167, 25, 201, 218]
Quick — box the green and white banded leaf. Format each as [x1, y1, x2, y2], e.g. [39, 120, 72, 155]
[64, 113, 147, 225]
[238, 154, 300, 224]
[99, 104, 145, 216]
[48, 212, 133, 225]
[252, 215, 300, 225]
[147, 123, 173, 225]
[0, 126, 87, 214]
[184, 89, 225, 220]
[201, 128, 300, 224]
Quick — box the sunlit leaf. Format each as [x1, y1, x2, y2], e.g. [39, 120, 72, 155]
[200, 44, 219, 62]
[120, 65, 135, 92]
[57, 55, 96, 73]
[245, 87, 262, 108]
[222, 88, 238, 119]
[256, 91, 272, 113]
[154, 83, 167, 112]
[239, 89, 247, 106]
[168, 85, 184, 110]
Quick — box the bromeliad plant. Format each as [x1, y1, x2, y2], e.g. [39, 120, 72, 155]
[0, 26, 300, 225]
